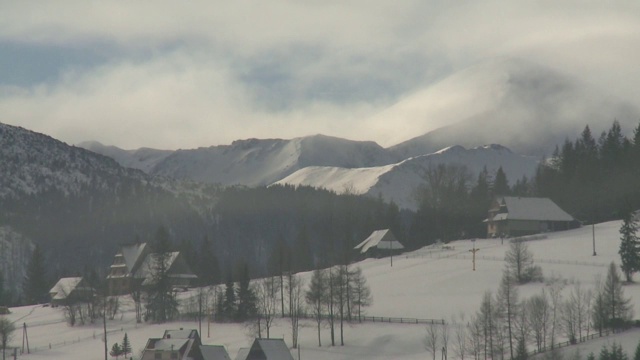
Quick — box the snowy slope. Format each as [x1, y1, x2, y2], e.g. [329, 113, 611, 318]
[78, 141, 173, 173]
[382, 58, 639, 157]
[3, 220, 640, 360]
[274, 144, 539, 210]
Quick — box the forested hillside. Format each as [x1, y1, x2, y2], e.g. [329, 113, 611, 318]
[535, 120, 640, 223]
[0, 123, 403, 304]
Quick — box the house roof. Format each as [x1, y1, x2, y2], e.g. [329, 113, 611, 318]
[354, 229, 404, 253]
[49, 277, 83, 299]
[152, 338, 189, 352]
[164, 329, 198, 340]
[121, 242, 148, 272]
[246, 339, 293, 360]
[494, 197, 574, 222]
[201, 345, 231, 360]
[135, 251, 180, 282]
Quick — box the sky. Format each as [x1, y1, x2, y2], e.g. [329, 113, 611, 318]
[1, 1, 640, 150]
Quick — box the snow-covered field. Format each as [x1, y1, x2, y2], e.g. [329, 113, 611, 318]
[3, 220, 640, 359]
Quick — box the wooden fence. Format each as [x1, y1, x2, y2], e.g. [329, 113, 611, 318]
[527, 330, 614, 356]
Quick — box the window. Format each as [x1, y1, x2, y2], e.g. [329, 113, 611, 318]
[154, 352, 162, 359]
[171, 351, 178, 359]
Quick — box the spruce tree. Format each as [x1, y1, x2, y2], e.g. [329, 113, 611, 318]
[24, 245, 48, 305]
[633, 338, 640, 360]
[619, 210, 640, 282]
[121, 333, 132, 358]
[600, 343, 611, 360]
[146, 226, 178, 323]
[603, 262, 633, 330]
[0, 269, 5, 306]
[236, 261, 257, 321]
[109, 342, 123, 359]
[222, 274, 236, 321]
[492, 166, 510, 196]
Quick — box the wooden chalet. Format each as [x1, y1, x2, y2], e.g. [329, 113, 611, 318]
[49, 277, 94, 307]
[485, 196, 579, 238]
[141, 329, 231, 360]
[106, 242, 197, 296]
[354, 229, 404, 257]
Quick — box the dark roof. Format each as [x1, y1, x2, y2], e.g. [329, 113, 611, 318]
[246, 339, 293, 360]
[201, 345, 231, 360]
[494, 197, 574, 222]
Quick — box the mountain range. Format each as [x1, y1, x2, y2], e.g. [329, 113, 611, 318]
[79, 58, 639, 208]
[3, 56, 639, 301]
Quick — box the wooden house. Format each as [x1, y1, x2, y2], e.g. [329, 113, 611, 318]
[49, 277, 94, 307]
[141, 329, 231, 360]
[485, 196, 579, 238]
[106, 242, 197, 295]
[354, 229, 404, 257]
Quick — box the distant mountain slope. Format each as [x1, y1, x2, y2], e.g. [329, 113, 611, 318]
[83, 134, 396, 186]
[274, 144, 538, 210]
[79, 141, 173, 173]
[382, 58, 639, 158]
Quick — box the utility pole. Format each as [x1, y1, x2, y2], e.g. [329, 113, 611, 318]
[592, 223, 597, 256]
[390, 240, 393, 267]
[469, 240, 480, 271]
[21, 323, 29, 354]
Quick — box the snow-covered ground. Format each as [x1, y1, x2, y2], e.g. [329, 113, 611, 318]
[2, 220, 640, 359]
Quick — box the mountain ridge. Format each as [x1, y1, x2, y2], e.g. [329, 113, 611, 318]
[274, 144, 538, 210]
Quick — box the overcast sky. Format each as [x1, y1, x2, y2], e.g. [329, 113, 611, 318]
[1, 1, 639, 149]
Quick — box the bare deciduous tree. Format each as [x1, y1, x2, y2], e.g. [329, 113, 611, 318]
[452, 313, 467, 360]
[288, 274, 305, 349]
[527, 290, 550, 352]
[306, 268, 327, 347]
[424, 323, 440, 360]
[256, 277, 278, 339]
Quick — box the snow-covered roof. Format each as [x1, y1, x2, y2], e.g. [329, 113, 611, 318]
[151, 338, 189, 351]
[164, 329, 198, 340]
[121, 242, 147, 272]
[496, 197, 574, 222]
[201, 345, 231, 360]
[49, 277, 83, 299]
[354, 229, 404, 253]
[135, 251, 180, 282]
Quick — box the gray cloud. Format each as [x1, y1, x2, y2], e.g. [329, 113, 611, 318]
[1, 1, 639, 149]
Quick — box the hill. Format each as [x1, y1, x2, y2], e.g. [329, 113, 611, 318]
[0, 122, 220, 283]
[274, 144, 538, 210]
[3, 220, 640, 359]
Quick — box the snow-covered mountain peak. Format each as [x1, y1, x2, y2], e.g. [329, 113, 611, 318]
[275, 143, 538, 210]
